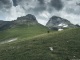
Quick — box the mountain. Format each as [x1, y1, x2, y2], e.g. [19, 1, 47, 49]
[0, 28, 80, 60]
[0, 14, 38, 30]
[13, 14, 38, 25]
[0, 14, 80, 60]
[0, 14, 49, 41]
[11, 14, 38, 28]
[46, 16, 77, 30]
[0, 20, 12, 30]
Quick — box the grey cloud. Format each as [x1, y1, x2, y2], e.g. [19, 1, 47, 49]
[50, 0, 63, 10]
[12, 0, 63, 15]
[65, 8, 80, 15]
[12, 0, 18, 6]
[32, 6, 46, 14]
[0, 0, 80, 25]
[17, 0, 46, 15]
[63, 0, 80, 15]
[0, 0, 12, 9]
[0, 0, 12, 12]
[0, 0, 10, 4]
[38, 0, 44, 4]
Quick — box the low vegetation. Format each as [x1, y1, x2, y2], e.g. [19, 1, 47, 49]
[0, 24, 49, 42]
[0, 28, 80, 60]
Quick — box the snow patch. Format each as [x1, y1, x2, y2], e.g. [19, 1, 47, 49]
[58, 23, 68, 27]
[49, 47, 53, 51]
[7, 38, 17, 42]
[73, 56, 76, 58]
[63, 25, 68, 27]
[67, 41, 69, 42]
[58, 29, 63, 31]
[0, 38, 18, 44]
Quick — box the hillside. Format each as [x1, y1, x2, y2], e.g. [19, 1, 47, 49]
[0, 28, 80, 60]
[0, 24, 49, 42]
[0, 14, 50, 42]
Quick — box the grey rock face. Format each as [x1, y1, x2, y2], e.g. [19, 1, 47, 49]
[75, 24, 80, 27]
[10, 14, 39, 28]
[46, 16, 76, 30]
[13, 14, 38, 25]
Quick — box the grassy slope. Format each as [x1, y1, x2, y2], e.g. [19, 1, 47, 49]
[0, 28, 80, 60]
[0, 24, 49, 42]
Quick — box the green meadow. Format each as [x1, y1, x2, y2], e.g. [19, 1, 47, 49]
[0, 26, 80, 60]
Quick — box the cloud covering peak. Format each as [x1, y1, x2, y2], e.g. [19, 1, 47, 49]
[0, 0, 80, 25]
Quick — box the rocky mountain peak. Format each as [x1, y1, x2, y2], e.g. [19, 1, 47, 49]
[50, 16, 61, 20]
[13, 14, 38, 25]
[46, 16, 76, 30]
[49, 16, 70, 23]
[0, 14, 39, 30]
[17, 14, 36, 21]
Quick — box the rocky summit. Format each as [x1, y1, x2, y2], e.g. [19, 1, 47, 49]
[13, 14, 38, 25]
[46, 16, 76, 30]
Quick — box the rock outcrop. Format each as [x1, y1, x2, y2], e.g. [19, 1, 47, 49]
[13, 14, 38, 25]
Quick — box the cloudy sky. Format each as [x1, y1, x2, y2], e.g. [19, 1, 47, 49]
[0, 0, 80, 25]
